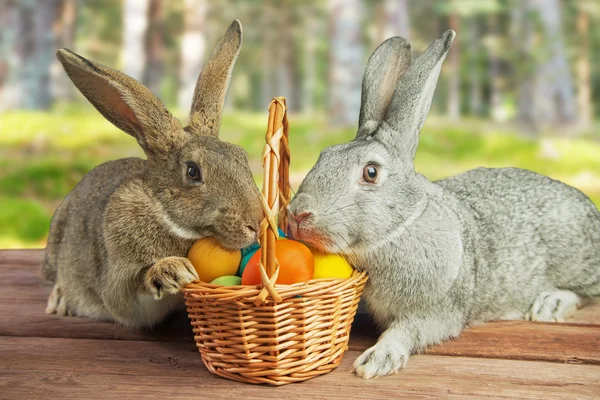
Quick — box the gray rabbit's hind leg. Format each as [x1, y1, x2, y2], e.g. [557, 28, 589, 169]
[498, 310, 526, 320]
[525, 290, 582, 322]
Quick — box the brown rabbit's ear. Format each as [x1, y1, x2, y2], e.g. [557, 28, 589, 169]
[186, 20, 242, 137]
[56, 49, 185, 159]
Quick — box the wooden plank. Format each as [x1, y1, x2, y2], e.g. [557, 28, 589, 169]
[349, 318, 600, 365]
[425, 320, 600, 365]
[1, 336, 599, 400]
[2, 257, 600, 366]
[0, 261, 193, 342]
[0, 249, 44, 266]
[569, 297, 600, 324]
[0, 300, 194, 341]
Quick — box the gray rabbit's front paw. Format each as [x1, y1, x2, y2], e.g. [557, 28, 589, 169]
[353, 337, 409, 379]
[526, 290, 581, 322]
[145, 257, 198, 299]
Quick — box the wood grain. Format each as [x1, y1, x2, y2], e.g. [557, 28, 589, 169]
[2, 254, 600, 368]
[425, 320, 600, 364]
[1, 336, 599, 400]
[569, 297, 600, 324]
[0, 249, 44, 266]
[0, 259, 194, 342]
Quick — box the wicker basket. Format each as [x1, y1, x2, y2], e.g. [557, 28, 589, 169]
[182, 97, 368, 386]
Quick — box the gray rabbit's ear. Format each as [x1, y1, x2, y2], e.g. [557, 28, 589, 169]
[378, 30, 455, 161]
[186, 20, 242, 137]
[56, 49, 185, 159]
[357, 37, 412, 139]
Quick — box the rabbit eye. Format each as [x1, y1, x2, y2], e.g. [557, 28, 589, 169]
[362, 164, 379, 184]
[186, 162, 203, 182]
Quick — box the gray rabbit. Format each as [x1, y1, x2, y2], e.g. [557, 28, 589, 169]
[43, 20, 263, 327]
[288, 30, 600, 379]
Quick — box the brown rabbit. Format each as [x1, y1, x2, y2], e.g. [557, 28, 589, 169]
[42, 20, 263, 327]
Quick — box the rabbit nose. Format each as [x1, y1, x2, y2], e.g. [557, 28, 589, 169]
[245, 220, 259, 233]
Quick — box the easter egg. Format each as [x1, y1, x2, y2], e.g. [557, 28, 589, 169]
[241, 242, 260, 258]
[242, 240, 314, 285]
[211, 275, 242, 286]
[238, 228, 288, 276]
[187, 237, 241, 283]
[238, 247, 259, 276]
[311, 251, 354, 279]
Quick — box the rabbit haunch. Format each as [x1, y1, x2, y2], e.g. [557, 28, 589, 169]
[288, 30, 600, 379]
[42, 20, 264, 327]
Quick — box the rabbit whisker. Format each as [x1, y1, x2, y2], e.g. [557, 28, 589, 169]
[322, 190, 344, 215]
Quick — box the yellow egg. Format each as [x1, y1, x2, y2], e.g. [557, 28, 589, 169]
[187, 238, 241, 283]
[311, 251, 354, 279]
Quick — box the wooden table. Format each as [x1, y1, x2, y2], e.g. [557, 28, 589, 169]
[1, 249, 599, 399]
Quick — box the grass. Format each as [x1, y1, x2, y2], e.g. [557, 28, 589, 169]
[1, 108, 599, 248]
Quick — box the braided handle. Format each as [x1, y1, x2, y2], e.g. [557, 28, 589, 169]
[255, 97, 290, 305]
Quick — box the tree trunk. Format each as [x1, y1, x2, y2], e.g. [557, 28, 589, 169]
[488, 15, 503, 121]
[301, 5, 317, 113]
[122, 0, 150, 82]
[537, 0, 577, 124]
[329, 0, 364, 127]
[261, 1, 297, 110]
[514, 1, 535, 126]
[576, 8, 592, 129]
[50, 0, 77, 102]
[0, 0, 23, 111]
[447, 12, 460, 120]
[261, 0, 274, 108]
[468, 18, 482, 116]
[143, 0, 164, 96]
[518, 0, 577, 130]
[378, 0, 410, 42]
[276, 1, 294, 109]
[20, 0, 59, 110]
[178, 0, 207, 112]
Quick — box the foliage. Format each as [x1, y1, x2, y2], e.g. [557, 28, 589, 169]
[1, 110, 599, 248]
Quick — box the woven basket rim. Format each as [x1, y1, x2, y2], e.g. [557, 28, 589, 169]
[182, 270, 368, 302]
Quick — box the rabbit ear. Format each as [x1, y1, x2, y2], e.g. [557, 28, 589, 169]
[377, 30, 455, 161]
[187, 20, 242, 137]
[357, 37, 412, 139]
[56, 49, 185, 159]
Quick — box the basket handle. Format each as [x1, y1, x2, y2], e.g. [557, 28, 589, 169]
[255, 97, 290, 305]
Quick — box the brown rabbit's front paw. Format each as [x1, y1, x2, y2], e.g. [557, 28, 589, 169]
[145, 257, 198, 299]
[46, 284, 75, 316]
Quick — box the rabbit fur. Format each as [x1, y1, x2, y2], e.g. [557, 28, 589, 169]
[288, 30, 600, 379]
[43, 20, 264, 327]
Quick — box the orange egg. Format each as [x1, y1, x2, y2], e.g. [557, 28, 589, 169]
[241, 240, 314, 285]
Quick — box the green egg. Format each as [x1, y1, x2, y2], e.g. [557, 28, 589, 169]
[211, 275, 242, 286]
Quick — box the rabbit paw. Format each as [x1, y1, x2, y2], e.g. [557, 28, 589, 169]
[526, 290, 582, 322]
[353, 338, 409, 379]
[45, 284, 75, 316]
[145, 257, 198, 299]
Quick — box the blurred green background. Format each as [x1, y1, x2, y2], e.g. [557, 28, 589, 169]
[1, 0, 599, 248]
